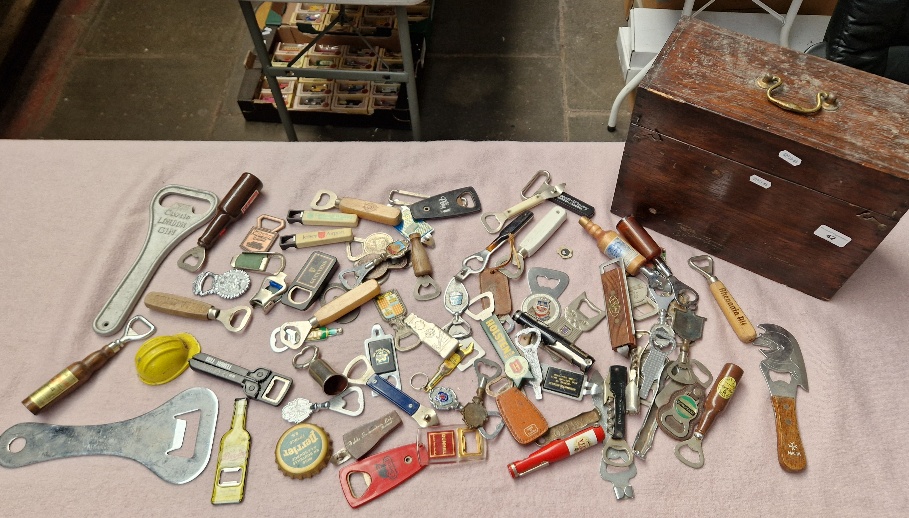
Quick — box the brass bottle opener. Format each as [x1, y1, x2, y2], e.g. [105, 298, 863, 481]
[212, 398, 250, 505]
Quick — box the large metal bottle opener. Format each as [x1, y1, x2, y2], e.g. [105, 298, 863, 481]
[93, 185, 217, 336]
[0, 387, 218, 484]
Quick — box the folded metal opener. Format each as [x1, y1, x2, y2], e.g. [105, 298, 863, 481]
[189, 353, 292, 406]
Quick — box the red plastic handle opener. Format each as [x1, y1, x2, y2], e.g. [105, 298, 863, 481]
[338, 442, 428, 508]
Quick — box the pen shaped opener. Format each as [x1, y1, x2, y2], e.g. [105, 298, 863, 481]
[144, 292, 252, 333]
[178, 173, 263, 273]
[481, 176, 564, 234]
[189, 352, 292, 406]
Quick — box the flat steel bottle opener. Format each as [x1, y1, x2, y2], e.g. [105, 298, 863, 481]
[456, 211, 534, 281]
[406, 187, 482, 220]
[93, 185, 217, 336]
[1, 387, 218, 484]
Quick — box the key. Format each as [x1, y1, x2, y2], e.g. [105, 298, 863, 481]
[514, 328, 544, 400]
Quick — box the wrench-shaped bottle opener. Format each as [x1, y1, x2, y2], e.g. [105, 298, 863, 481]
[93, 185, 217, 335]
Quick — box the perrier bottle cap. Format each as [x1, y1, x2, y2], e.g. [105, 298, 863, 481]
[275, 423, 332, 479]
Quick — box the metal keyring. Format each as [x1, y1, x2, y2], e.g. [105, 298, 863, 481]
[409, 372, 429, 391]
[270, 327, 289, 353]
[292, 344, 319, 370]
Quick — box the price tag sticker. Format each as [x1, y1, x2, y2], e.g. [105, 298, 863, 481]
[814, 225, 851, 248]
[779, 150, 802, 166]
[749, 175, 772, 189]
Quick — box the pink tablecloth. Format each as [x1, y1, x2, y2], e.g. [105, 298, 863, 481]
[0, 140, 906, 516]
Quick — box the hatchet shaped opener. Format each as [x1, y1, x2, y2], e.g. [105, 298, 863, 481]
[753, 323, 809, 473]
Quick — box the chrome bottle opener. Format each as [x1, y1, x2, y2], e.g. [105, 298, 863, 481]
[481, 177, 564, 233]
[93, 185, 217, 336]
[190, 353, 292, 405]
[1, 387, 218, 484]
[281, 386, 365, 424]
[520, 170, 596, 218]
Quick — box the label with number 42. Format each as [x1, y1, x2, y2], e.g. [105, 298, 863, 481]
[814, 225, 851, 247]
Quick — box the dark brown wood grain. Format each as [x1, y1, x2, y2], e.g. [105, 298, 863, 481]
[611, 18, 909, 300]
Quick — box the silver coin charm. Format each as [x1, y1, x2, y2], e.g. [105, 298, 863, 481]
[193, 269, 251, 299]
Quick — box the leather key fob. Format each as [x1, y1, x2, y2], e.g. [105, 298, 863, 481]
[486, 374, 548, 444]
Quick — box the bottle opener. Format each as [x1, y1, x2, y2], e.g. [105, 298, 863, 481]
[250, 271, 289, 313]
[367, 374, 439, 428]
[189, 353, 291, 405]
[231, 251, 286, 274]
[479, 268, 512, 316]
[485, 373, 548, 444]
[177, 173, 262, 273]
[346, 232, 394, 261]
[1, 387, 218, 484]
[280, 251, 337, 311]
[281, 386, 365, 424]
[403, 313, 460, 359]
[406, 186, 481, 220]
[281, 279, 382, 349]
[339, 442, 428, 508]
[455, 211, 534, 281]
[211, 398, 250, 505]
[374, 290, 416, 351]
[497, 206, 568, 279]
[93, 185, 217, 336]
[279, 228, 354, 249]
[465, 292, 531, 386]
[481, 181, 564, 234]
[675, 363, 744, 469]
[520, 170, 595, 218]
[193, 269, 251, 300]
[602, 365, 634, 467]
[512, 311, 595, 372]
[143, 292, 252, 333]
[240, 214, 285, 252]
[364, 324, 400, 395]
[310, 189, 402, 226]
[527, 266, 570, 300]
[287, 209, 358, 227]
[548, 292, 608, 344]
[600, 258, 636, 354]
[331, 411, 402, 465]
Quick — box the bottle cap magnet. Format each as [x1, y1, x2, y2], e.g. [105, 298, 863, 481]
[275, 423, 332, 479]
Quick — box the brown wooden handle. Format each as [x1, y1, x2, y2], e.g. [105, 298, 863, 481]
[771, 395, 807, 472]
[600, 262, 635, 351]
[313, 279, 381, 326]
[694, 363, 743, 437]
[338, 198, 401, 226]
[709, 281, 757, 343]
[409, 233, 432, 277]
[144, 292, 212, 320]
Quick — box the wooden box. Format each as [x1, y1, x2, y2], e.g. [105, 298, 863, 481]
[611, 18, 909, 300]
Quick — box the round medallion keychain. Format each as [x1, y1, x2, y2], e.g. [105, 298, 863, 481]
[193, 269, 251, 299]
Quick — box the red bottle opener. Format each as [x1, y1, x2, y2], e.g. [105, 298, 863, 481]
[338, 443, 428, 508]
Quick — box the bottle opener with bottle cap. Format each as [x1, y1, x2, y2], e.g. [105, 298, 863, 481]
[189, 353, 292, 405]
[93, 185, 217, 336]
[177, 173, 262, 273]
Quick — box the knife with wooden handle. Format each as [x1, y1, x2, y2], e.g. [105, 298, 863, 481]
[753, 323, 809, 473]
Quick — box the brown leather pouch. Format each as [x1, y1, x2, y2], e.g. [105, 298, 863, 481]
[487, 375, 548, 444]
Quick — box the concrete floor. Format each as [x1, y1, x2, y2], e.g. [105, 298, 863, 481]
[0, 0, 632, 141]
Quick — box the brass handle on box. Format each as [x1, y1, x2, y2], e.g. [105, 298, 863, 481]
[757, 74, 837, 114]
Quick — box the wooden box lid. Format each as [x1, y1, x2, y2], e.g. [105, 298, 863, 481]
[634, 18, 909, 221]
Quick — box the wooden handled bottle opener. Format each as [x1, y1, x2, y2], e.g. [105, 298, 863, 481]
[674, 363, 744, 468]
[689, 255, 757, 343]
[144, 292, 252, 333]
